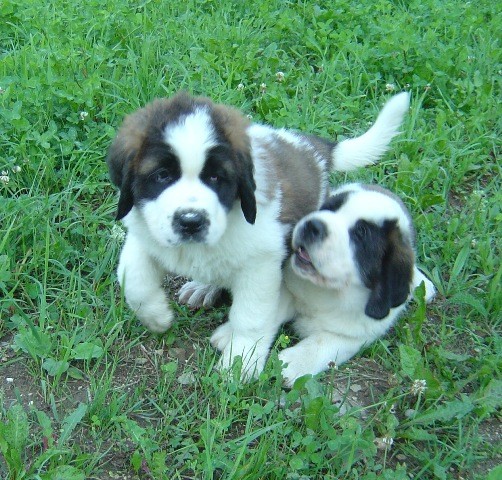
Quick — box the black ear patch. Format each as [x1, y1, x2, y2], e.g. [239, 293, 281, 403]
[115, 167, 135, 220]
[237, 152, 256, 224]
[107, 143, 136, 220]
[350, 219, 414, 320]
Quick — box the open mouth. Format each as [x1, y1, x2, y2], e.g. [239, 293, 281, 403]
[295, 246, 313, 266]
[293, 246, 320, 280]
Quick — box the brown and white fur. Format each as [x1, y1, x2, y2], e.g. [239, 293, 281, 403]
[107, 91, 411, 379]
[277, 183, 435, 386]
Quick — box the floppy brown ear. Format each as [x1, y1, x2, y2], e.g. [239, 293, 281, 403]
[365, 221, 414, 320]
[107, 103, 157, 219]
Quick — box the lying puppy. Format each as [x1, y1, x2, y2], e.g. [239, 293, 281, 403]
[107, 92, 411, 379]
[278, 183, 435, 386]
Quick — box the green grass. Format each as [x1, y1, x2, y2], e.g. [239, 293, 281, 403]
[1, 0, 500, 478]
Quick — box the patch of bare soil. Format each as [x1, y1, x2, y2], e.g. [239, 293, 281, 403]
[0, 332, 201, 479]
[1, 335, 50, 412]
[323, 357, 396, 417]
[471, 417, 502, 478]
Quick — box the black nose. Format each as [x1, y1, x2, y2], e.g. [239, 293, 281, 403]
[298, 218, 328, 244]
[173, 209, 209, 238]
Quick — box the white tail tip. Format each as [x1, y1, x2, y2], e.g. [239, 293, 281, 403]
[333, 92, 411, 171]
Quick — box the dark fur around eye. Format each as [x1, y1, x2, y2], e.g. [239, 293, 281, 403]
[133, 142, 182, 201]
[199, 145, 239, 212]
[201, 172, 221, 185]
[150, 168, 176, 185]
[201, 146, 233, 185]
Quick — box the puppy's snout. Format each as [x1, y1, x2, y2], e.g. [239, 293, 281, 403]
[173, 209, 209, 238]
[298, 218, 328, 245]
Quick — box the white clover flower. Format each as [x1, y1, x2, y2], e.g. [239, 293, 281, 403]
[237, 83, 245, 91]
[383, 436, 394, 446]
[410, 379, 427, 396]
[275, 71, 285, 82]
[79, 111, 89, 121]
[259, 83, 267, 94]
[0, 174, 9, 184]
[111, 224, 126, 242]
[375, 436, 394, 449]
[385, 83, 396, 92]
[12, 165, 21, 173]
[6, 377, 14, 383]
[0, 87, 5, 94]
[471, 239, 477, 248]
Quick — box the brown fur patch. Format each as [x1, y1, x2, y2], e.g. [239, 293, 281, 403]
[136, 156, 161, 177]
[388, 225, 415, 268]
[211, 103, 251, 155]
[107, 98, 170, 187]
[261, 136, 325, 225]
[385, 223, 415, 306]
[303, 133, 336, 171]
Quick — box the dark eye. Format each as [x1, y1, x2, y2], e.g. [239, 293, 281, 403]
[355, 221, 368, 238]
[203, 172, 221, 185]
[151, 168, 174, 184]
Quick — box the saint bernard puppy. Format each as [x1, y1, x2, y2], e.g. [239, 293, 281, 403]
[277, 183, 436, 386]
[107, 91, 411, 379]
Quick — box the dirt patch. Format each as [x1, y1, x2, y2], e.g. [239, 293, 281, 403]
[472, 417, 502, 477]
[325, 357, 395, 415]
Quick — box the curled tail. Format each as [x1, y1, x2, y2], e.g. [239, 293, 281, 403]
[332, 92, 411, 171]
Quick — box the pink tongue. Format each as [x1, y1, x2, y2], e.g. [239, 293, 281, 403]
[297, 246, 311, 263]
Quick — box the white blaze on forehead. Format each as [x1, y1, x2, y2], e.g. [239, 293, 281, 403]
[163, 108, 217, 178]
[343, 191, 409, 229]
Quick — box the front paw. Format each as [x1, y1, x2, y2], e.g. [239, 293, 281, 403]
[279, 346, 317, 387]
[212, 331, 267, 381]
[178, 281, 222, 308]
[134, 299, 174, 334]
[210, 321, 233, 352]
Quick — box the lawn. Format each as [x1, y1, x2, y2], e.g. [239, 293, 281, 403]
[0, 0, 500, 478]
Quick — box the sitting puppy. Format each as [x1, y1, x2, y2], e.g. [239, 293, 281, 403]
[278, 183, 435, 386]
[107, 92, 411, 379]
